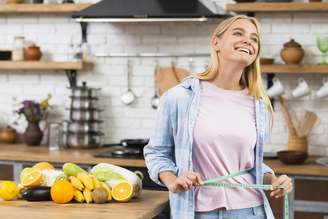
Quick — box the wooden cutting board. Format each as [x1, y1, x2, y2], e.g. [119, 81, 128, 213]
[156, 66, 188, 96]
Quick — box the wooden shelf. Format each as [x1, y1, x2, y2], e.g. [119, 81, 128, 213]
[261, 64, 328, 74]
[226, 2, 328, 12]
[0, 3, 91, 13]
[0, 61, 84, 70]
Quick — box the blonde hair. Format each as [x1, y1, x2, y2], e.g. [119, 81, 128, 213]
[191, 15, 274, 128]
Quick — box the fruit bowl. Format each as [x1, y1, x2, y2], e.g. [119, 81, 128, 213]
[277, 150, 308, 165]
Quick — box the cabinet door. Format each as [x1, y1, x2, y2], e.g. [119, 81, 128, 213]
[0, 164, 13, 180]
[266, 176, 328, 219]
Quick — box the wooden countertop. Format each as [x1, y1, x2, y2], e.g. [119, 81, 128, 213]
[0, 190, 168, 219]
[1, 144, 328, 176]
[0, 144, 146, 167]
[265, 156, 328, 177]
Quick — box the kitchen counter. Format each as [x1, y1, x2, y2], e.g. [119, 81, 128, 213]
[0, 190, 169, 219]
[0, 144, 146, 167]
[0, 144, 327, 176]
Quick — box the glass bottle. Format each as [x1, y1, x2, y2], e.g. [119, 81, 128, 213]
[12, 36, 25, 61]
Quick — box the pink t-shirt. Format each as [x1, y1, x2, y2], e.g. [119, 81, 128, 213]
[192, 80, 263, 212]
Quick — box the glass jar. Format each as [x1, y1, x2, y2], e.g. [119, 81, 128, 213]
[12, 36, 25, 61]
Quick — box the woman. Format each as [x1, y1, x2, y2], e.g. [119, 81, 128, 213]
[144, 15, 293, 219]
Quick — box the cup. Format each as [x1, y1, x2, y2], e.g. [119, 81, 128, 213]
[316, 77, 328, 98]
[267, 77, 285, 98]
[292, 77, 310, 98]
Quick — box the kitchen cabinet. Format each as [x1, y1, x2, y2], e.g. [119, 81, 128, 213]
[265, 158, 328, 219]
[0, 3, 91, 13]
[226, 2, 328, 13]
[266, 175, 328, 219]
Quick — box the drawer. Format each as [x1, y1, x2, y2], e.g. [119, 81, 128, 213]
[294, 211, 328, 219]
[0, 164, 13, 180]
[294, 177, 328, 202]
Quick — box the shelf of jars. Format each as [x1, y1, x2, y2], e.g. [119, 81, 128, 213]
[225, 2, 328, 12]
[0, 3, 91, 13]
[0, 61, 85, 70]
[261, 64, 328, 74]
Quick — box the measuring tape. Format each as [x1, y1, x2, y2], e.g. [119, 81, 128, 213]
[203, 169, 289, 219]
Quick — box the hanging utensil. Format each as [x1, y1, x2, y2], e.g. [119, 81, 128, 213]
[121, 59, 136, 105]
[151, 61, 160, 110]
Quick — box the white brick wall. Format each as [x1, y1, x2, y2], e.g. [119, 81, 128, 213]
[0, 0, 328, 156]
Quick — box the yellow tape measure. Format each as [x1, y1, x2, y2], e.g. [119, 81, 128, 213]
[203, 170, 289, 219]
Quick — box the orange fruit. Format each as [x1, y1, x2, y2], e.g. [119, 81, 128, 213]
[50, 180, 74, 204]
[111, 181, 133, 202]
[32, 162, 55, 171]
[21, 170, 43, 187]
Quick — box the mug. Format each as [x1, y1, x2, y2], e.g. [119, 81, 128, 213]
[267, 77, 285, 98]
[292, 77, 310, 98]
[316, 77, 328, 98]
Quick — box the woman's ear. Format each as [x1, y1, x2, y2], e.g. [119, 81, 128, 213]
[212, 36, 220, 52]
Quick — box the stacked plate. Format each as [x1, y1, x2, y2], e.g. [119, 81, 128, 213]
[63, 82, 103, 148]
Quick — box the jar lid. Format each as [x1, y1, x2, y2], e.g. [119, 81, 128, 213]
[283, 39, 302, 48]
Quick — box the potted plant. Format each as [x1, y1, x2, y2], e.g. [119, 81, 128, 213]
[13, 94, 52, 146]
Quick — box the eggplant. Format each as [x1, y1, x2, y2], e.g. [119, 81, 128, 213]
[22, 186, 52, 201]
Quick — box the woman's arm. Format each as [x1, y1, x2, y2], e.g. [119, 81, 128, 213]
[143, 92, 179, 187]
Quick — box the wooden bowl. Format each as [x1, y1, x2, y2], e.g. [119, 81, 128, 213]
[277, 150, 308, 165]
[0, 127, 17, 144]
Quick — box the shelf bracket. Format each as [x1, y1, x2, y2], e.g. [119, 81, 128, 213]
[267, 73, 275, 110]
[66, 70, 77, 88]
[80, 22, 88, 43]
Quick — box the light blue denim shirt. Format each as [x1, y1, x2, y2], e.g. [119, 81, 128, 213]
[144, 77, 275, 219]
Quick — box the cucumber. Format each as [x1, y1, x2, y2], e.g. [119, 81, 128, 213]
[22, 186, 51, 201]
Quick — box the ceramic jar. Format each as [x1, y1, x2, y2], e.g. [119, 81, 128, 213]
[25, 44, 42, 61]
[280, 39, 304, 64]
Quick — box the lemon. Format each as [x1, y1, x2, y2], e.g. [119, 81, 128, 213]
[111, 181, 134, 202]
[32, 162, 55, 171]
[21, 170, 43, 187]
[20, 167, 34, 182]
[0, 181, 19, 201]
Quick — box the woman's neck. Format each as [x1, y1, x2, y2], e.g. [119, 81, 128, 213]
[210, 59, 245, 91]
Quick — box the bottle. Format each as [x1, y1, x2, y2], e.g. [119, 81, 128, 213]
[12, 36, 25, 61]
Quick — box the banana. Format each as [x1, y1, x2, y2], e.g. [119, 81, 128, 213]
[100, 182, 112, 201]
[73, 190, 85, 203]
[77, 172, 94, 191]
[69, 176, 84, 191]
[83, 188, 93, 204]
[91, 175, 101, 189]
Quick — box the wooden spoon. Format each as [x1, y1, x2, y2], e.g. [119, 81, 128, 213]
[300, 111, 320, 136]
[278, 96, 298, 136]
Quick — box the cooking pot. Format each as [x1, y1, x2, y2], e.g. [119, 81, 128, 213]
[103, 138, 149, 149]
[71, 109, 101, 121]
[70, 81, 100, 98]
[66, 121, 101, 133]
[71, 97, 98, 109]
[65, 132, 103, 148]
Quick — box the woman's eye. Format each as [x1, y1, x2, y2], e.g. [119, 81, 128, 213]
[234, 32, 242, 36]
[252, 38, 258, 43]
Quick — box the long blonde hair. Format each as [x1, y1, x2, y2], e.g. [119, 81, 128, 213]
[192, 15, 274, 128]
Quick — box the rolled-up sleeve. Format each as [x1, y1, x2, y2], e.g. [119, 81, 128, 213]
[143, 91, 179, 187]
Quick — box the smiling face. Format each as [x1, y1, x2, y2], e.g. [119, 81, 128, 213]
[213, 19, 260, 67]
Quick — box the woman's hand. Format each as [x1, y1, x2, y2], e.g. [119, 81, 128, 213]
[269, 174, 293, 198]
[167, 171, 203, 193]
